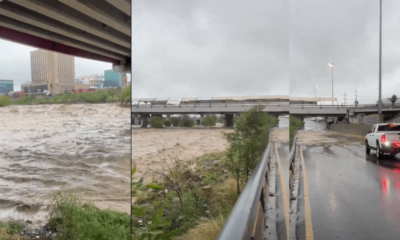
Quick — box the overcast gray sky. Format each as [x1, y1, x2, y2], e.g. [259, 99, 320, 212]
[290, 0, 400, 104]
[0, 39, 119, 91]
[131, 0, 289, 98]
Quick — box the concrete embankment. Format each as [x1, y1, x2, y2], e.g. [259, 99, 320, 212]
[328, 123, 373, 136]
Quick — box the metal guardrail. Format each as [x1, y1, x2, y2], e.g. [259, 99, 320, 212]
[289, 127, 303, 196]
[216, 124, 278, 240]
[290, 104, 400, 109]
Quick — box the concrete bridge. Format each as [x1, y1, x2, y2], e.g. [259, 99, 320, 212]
[290, 104, 400, 122]
[132, 96, 290, 127]
[0, 0, 131, 72]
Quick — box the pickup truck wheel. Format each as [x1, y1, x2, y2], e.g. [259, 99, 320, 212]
[366, 141, 371, 154]
[376, 145, 383, 160]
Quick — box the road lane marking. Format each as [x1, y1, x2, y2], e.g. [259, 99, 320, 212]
[350, 154, 367, 162]
[300, 146, 314, 240]
[275, 144, 289, 239]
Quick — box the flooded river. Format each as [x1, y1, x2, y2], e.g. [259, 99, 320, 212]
[0, 103, 130, 227]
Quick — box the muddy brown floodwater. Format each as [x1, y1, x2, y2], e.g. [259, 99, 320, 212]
[131, 127, 233, 184]
[0, 103, 130, 228]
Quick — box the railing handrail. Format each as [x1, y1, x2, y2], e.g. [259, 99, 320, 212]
[217, 124, 277, 240]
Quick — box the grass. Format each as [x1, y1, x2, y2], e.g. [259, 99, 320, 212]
[0, 96, 11, 107]
[0, 221, 25, 240]
[1, 194, 130, 240]
[48, 194, 130, 240]
[290, 116, 304, 149]
[177, 214, 226, 240]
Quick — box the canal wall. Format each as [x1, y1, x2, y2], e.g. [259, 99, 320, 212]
[328, 124, 373, 136]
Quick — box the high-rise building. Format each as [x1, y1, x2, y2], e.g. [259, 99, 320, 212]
[104, 69, 125, 88]
[0, 80, 13, 95]
[29, 50, 75, 94]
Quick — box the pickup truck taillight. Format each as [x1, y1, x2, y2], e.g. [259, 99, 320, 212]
[381, 135, 386, 143]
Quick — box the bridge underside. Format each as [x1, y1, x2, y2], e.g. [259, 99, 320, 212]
[0, 0, 131, 73]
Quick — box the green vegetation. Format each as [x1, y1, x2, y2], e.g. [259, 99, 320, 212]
[170, 117, 181, 127]
[164, 120, 171, 127]
[0, 96, 10, 107]
[290, 116, 304, 149]
[225, 106, 278, 193]
[0, 194, 130, 240]
[0, 220, 25, 240]
[48, 194, 130, 240]
[9, 86, 130, 106]
[182, 119, 195, 127]
[132, 153, 239, 240]
[150, 116, 164, 128]
[216, 117, 223, 123]
[121, 85, 131, 106]
[201, 116, 216, 127]
[132, 106, 278, 239]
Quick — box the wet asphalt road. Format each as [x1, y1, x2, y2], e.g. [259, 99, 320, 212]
[298, 120, 400, 239]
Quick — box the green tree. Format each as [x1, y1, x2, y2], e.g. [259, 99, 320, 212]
[170, 117, 180, 127]
[225, 106, 278, 193]
[201, 116, 216, 126]
[389, 94, 398, 106]
[150, 116, 164, 128]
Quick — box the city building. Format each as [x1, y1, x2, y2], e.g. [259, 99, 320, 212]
[0, 79, 14, 95]
[104, 69, 126, 88]
[26, 49, 75, 94]
[76, 74, 104, 89]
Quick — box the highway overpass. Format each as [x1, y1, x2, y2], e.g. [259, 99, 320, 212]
[132, 96, 290, 127]
[290, 103, 400, 122]
[0, 0, 131, 73]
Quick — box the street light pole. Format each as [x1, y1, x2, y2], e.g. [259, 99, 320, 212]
[329, 63, 335, 105]
[314, 84, 317, 98]
[378, 0, 383, 123]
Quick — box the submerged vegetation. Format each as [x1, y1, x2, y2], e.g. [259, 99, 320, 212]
[132, 106, 278, 239]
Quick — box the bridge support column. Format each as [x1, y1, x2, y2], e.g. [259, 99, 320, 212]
[166, 114, 171, 120]
[224, 114, 234, 127]
[141, 114, 149, 128]
[132, 115, 140, 125]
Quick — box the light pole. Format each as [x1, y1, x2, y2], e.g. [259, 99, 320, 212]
[353, 89, 358, 107]
[314, 84, 317, 98]
[378, 0, 383, 123]
[329, 63, 335, 105]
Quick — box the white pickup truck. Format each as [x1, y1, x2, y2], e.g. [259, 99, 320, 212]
[366, 123, 400, 159]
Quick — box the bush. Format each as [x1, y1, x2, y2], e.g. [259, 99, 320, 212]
[0, 96, 11, 107]
[201, 116, 216, 127]
[150, 116, 164, 128]
[290, 116, 304, 149]
[170, 117, 181, 127]
[182, 119, 195, 127]
[164, 120, 171, 127]
[121, 86, 131, 105]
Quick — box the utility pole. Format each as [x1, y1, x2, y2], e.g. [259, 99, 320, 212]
[378, 0, 383, 123]
[353, 89, 358, 106]
[329, 63, 335, 105]
[343, 92, 347, 106]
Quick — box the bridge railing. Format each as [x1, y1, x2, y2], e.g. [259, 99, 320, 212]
[216, 124, 278, 240]
[132, 102, 288, 108]
[290, 103, 400, 109]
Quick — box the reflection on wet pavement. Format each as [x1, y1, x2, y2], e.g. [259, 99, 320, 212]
[0, 104, 130, 227]
[295, 120, 400, 239]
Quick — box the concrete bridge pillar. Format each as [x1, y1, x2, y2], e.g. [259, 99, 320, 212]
[224, 114, 234, 127]
[132, 115, 140, 125]
[166, 114, 171, 120]
[141, 114, 150, 128]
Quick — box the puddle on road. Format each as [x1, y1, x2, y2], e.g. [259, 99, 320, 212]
[0, 103, 130, 227]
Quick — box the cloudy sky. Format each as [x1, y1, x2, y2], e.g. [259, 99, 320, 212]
[0, 39, 118, 91]
[290, 0, 400, 104]
[131, 0, 289, 98]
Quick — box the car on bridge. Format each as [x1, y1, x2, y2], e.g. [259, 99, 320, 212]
[366, 123, 400, 159]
